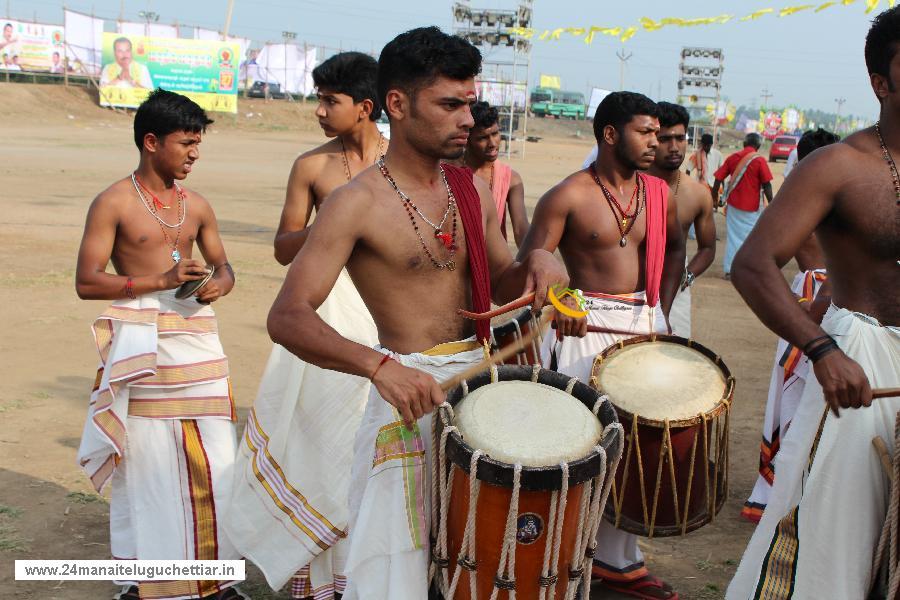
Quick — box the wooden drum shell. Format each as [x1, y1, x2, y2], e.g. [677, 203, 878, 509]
[491, 308, 543, 366]
[589, 334, 735, 537]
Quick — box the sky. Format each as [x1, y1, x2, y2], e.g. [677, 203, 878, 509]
[15, 0, 887, 119]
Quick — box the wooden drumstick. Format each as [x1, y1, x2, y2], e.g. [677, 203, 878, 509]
[872, 437, 894, 482]
[440, 307, 553, 392]
[550, 321, 638, 338]
[457, 292, 536, 320]
[874, 388, 900, 400]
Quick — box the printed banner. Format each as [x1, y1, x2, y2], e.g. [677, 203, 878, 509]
[0, 19, 65, 72]
[98, 33, 240, 113]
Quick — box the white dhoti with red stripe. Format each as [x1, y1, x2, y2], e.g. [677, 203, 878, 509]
[77, 290, 239, 599]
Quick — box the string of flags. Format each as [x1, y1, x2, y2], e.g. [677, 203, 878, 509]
[507, 0, 896, 44]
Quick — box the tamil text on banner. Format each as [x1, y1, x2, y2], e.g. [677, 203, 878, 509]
[0, 19, 65, 72]
[98, 32, 240, 113]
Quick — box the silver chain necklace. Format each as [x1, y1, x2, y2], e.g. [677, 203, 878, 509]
[376, 158, 453, 233]
[131, 173, 187, 229]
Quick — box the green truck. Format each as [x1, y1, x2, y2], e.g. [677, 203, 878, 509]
[530, 87, 586, 119]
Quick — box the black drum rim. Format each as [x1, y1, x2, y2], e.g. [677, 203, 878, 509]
[440, 365, 622, 492]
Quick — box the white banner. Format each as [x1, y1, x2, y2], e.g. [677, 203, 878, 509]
[255, 43, 316, 95]
[116, 22, 178, 39]
[193, 27, 221, 41]
[477, 80, 527, 109]
[588, 87, 612, 119]
[64, 9, 103, 76]
[16, 560, 245, 581]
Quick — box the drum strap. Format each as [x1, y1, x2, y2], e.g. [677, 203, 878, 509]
[443, 164, 492, 344]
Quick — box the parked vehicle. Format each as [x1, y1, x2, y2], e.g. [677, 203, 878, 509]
[768, 135, 799, 162]
[530, 87, 586, 119]
[247, 81, 287, 99]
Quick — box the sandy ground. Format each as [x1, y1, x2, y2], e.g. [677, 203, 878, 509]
[0, 84, 792, 599]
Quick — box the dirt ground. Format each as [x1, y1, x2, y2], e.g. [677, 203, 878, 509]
[0, 84, 793, 599]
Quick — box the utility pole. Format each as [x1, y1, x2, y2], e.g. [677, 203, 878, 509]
[223, 0, 235, 38]
[834, 97, 846, 131]
[616, 49, 632, 91]
[760, 86, 773, 108]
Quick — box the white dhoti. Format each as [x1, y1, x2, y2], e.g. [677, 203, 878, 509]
[727, 305, 900, 600]
[77, 291, 239, 599]
[743, 269, 827, 522]
[225, 269, 378, 598]
[669, 283, 691, 338]
[541, 291, 666, 584]
[343, 341, 484, 600]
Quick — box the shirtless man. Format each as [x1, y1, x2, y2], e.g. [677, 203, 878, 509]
[727, 7, 900, 598]
[228, 52, 385, 600]
[459, 100, 529, 246]
[266, 27, 566, 599]
[274, 51, 387, 265]
[519, 91, 684, 600]
[646, 101, 716, 338]
[74, 89, 240, 600]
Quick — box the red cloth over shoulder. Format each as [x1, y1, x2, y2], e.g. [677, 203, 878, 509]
[640, 173, 668, 308]
[442, 164, 492, 343]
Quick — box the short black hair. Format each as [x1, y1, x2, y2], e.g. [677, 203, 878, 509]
[113, 36, 132, 49]
[797, 128, 840, 161]
[312, 51, 382, 121]
[701, 133, 714, 145]
[744, 133, 762, 149]
[865, 6, 900, 86]
[377, 26, 481, 117]
[593, 91, 658, 143]
[471, 100, 499, 130]
[133, 88, 214, 151]
[656, 101, 690, 130]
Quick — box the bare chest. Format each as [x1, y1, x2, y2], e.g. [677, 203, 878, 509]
[115, 202, 201, 261]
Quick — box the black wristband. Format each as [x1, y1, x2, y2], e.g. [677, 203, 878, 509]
[802, 334, 833, 355]
[807, 339, 840, 363]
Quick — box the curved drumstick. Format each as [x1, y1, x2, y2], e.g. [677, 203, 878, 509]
[457, 292, 536, 320]
[440, 306, 552, 392]
[874, 388, 900, 400]
[550, 321, 637, 338]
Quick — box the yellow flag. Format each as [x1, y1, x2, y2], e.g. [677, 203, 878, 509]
[779, 4, 815, 16]
[540, 74, 561, 89]
[539, 29, 551, 40]
[584, 26, 621, 44]
[640, 17, 664, 31]
[865, 0, 880, 12]
[815, 2, 836, 11]
[620, 27, 637, 42]
[741, 8, 775, 20]
[566, 27, 586, 36]
[550, 28, 565, 40]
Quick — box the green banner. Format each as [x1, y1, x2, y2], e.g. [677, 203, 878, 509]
[99, 33, 239, 113]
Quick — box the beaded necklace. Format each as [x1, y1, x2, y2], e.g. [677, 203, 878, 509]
[588, 164, 646, 247]
[377, 158, 459, 270]
[131, 173, 185, 262]
[340, 133, 385, 181]
[875, 122, 900, 207]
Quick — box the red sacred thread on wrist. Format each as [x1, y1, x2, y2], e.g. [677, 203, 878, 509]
[124, 277, 136, 299]
[370, 354, 393, 382]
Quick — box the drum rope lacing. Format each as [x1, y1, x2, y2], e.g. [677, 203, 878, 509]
[432, 374, 624, 600]
[871, 411, 900, 595]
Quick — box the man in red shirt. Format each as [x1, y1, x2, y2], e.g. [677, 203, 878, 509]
[712, 133, 773, 278]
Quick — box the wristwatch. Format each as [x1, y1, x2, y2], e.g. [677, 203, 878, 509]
[681, 269, 695, 291]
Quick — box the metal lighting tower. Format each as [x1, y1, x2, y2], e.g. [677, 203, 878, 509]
[677, 47, 724, 145]
[451, 0, 533, 158]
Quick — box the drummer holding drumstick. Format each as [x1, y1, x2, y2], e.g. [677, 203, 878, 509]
[727, 7, 900, 599]
[517, 91, 684, 600]
[267, 27, 567, 600]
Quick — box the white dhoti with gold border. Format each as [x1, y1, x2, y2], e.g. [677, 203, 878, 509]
[343, 341, 484, 600]
[77, 290, 239, 599]
[727, 305, 900, 600]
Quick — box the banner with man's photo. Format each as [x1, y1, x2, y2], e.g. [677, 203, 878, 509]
[0, 19, 65, 72]
[98, 33, 240, 113]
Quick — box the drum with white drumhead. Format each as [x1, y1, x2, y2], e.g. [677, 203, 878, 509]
[433, 365, 623, 599]
[590, 334, 734, 537]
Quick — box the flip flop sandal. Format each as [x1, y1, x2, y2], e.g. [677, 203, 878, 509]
[113, 586, 140, 600]
[602, 576, 679, 600]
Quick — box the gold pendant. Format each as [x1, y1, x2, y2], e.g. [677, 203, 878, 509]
[447, 260, 456, 271]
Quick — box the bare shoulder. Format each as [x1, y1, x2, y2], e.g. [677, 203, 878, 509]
[88, 177, 133, 217]
[319, 164, 383, 213]
[181, 186, 216, 218]
[680, 175, 711, 208]
[289, 138, 340, 176]
[509, 167, 524, 186]
[794, 135, 870, 177]
[536, 168, 591, 211]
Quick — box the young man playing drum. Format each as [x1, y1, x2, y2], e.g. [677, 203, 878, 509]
[226, 52, 385, 600]
[518, 91, 684, 600]
[266, 26, 567, 600]
[727, 7, 900, 598]
[74, 89, 241, 600]
[645, 101, 716, 339]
